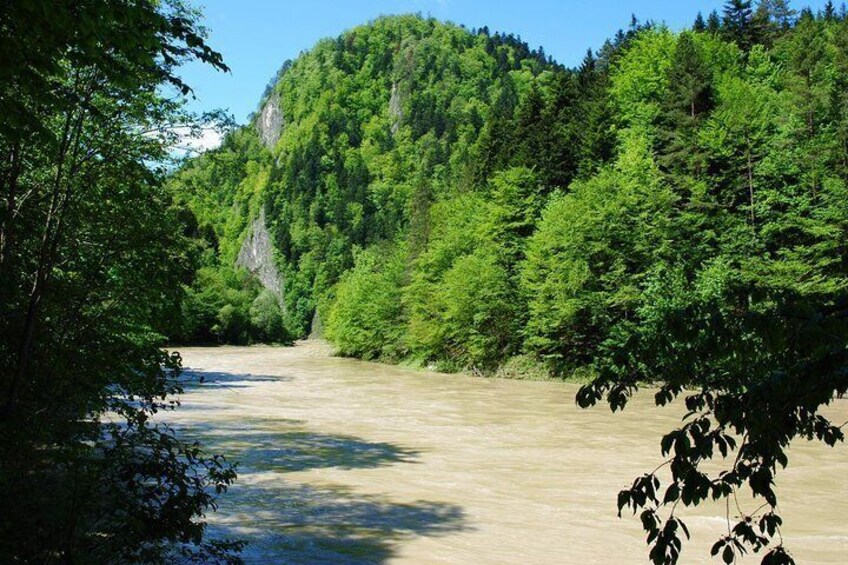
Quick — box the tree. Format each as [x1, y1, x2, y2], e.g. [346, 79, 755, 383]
[754, 0, 798, 44]
[522, 135, 674, 371]
[574, 49, 617, 177]
[402, 177, 531, 372]
[824, 0, 836, 20]
[576, 169, 848, 565]
[756, 0, 797, 28]
[666, 34, 713, 121]
[475, 75, 519, 180]
[575, 16, 848, 565]
[0, 1, 240, 562]
[512, 79, 579, 188]
[657, 33, 713, 175]
[324, 244, 407, 360]
[833, 16, 848, 178]
[722, 0, 758, 51]
[404, 194, 492, 367]
[538, 71, 582, 188]
[707, 10, 723, 33]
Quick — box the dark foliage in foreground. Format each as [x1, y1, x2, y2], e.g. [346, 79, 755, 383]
[0, 1, 241, 562]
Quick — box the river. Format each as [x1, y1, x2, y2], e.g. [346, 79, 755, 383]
[167, 343, 848, 564]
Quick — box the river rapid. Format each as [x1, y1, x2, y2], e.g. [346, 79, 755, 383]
[167, 342, 848, 564]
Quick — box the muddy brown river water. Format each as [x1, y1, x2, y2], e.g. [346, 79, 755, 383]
[166, 343, 848, 564]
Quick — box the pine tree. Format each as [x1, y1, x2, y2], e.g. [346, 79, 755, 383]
[784, 11, 828, 137]
[578, 49, 596, 87]
[835, 16, 848, 176]
[475, 77, 518, 181]
[707, 10, 722, 33]
[575, 71, 615, 177]
[694, 12, 707, 31]
[668, 34, 713, 120]
[513, 81, 547, 171]
[753, 0, 797, 45]
[539, 72, 581, 188]
[614, 29, 626, 46]
[723, 0, 756, 51]
[657, 33, 713, 176]
[824, 1, 836, 20]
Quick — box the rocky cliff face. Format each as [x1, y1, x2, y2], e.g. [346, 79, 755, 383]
[257, 93, 284, 149]
[236, 210, 285, 309]
[389, 81, 403, 135]
[308, 309, 324, 339]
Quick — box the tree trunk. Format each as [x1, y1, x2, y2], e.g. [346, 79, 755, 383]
[2, 104, 78, 419]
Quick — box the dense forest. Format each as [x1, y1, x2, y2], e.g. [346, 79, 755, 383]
[170, 2, 848, 564]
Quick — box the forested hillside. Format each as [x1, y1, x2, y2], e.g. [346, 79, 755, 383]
[170, 14, 571, 347]
[170, 4, 848, 563]
[171, 6, 848, 371]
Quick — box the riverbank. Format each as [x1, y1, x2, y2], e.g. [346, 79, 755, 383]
[297, 339, 576, 383]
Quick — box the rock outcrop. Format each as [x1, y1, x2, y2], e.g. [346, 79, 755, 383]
[257, 93, 284, 150]
[236, 210, 285, 309]
[389, 81, 403, 135]
[308, 309, 324, 339]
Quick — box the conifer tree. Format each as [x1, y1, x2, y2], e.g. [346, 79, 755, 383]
[475, 76, 519, 181]
[513, 81, 547, 172]
[693, 12, 707, 31]
[707, 10, 723, 33]
[574, 50, 615, 177]
[722, 0, 757, 51]
[538, 72, 581, 188]
[824, 1, 836, 20]
[657, 33, 713, 175]
[578, 48, 596, 86]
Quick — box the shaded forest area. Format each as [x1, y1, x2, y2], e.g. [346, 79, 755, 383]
[0, 1, 241, 563]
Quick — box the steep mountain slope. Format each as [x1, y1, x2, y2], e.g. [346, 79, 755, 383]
[170, 14, 579, 348]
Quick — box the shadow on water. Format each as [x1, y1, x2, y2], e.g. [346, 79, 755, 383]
[175, 368, 468, 563]
[207, 481, 468, 564]
[179, 369, 295, 391]
[188, 424, 421, 473]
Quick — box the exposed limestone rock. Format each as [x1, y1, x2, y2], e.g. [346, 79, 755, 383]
[389, 81, 403, 135]
[236, 210, 285, 310]
[257, 93, 284, 150]
[308, 309, 324, 339]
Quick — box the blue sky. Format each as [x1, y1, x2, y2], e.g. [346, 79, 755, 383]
[178, 0, 828, 128]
